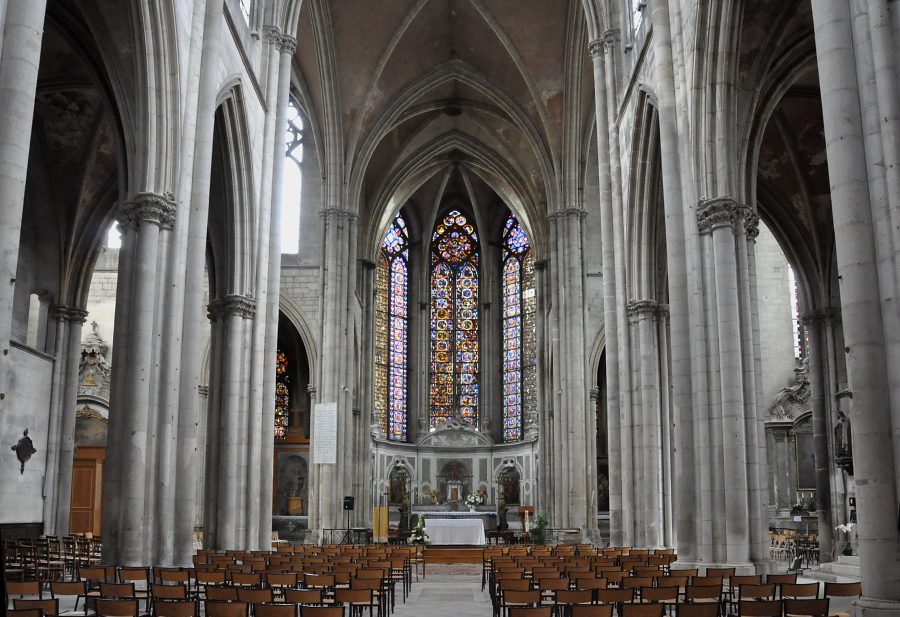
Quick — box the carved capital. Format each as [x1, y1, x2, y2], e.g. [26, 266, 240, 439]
[602, 29, 621, 47]
[51, 305, 88, 324]
[589, 387, 600, 402]
[656, 303, 670, 320]
[120, 192, 176, 230]
[697, 197, 740, 233]
[222, 294, 256, 318]
[801, 307, 840, 327]
[743, 210, 760, 241]
[277, 33, 297, 54]
[626, 299, 658, 322]
[588, 38, 605, 58]
[562, 207, 587, 220]
[320, 208, 358, 223]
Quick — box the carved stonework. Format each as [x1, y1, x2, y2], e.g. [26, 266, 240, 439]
[588, 38, 605, 58]
[263, 25, 297, 54]
[418, 426, 493, 448]
[743, 210, 761, 241]
[626, 299, 658, 322]
[75, 405, 107, 422]
[119, 192, 176, 230]
[78, 321, 111, 404]
[11, 430, 36, 474]
[697, 197, 740, 233]
[768, 357, 811, 421]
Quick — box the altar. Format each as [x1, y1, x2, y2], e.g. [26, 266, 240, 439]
[425, 518, 486, 545]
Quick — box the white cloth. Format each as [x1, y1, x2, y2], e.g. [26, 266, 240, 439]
[426, 518, 486, 545]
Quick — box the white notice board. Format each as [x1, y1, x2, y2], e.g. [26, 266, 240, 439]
[312, 402, 337, 464]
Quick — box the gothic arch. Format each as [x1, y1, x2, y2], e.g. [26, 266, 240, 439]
[278, 295, 319, 385]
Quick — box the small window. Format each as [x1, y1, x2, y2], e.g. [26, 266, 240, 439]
[106, 222, 122, 249]
[280, 99, 303, 255]
[25, 292, 49, 351]
[630, 0, 647, 31]
[239, 0, 252, 26]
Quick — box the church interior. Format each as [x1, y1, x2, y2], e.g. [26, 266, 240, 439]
[1, 0, 899, 615]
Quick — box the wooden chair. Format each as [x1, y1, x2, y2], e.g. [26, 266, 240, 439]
[100, 583, 136, 599]
[7, 580, 42, 602]
[13, 599, 59, 616]
[50, 581, 89, 616]
[504, 589, 543, 616]
[641, 586, 679, 605]
[781, 584, 819, 600]
[554, 589, 594, 610]
[207, 588, 240, 602]
[784, 599, 829, 617]
[298, 607, 344, 617]
[252, 603, 297, 617]
[766, 574, 797, 586]
[683, 586, 720, 605]
[231, 573, 263, 588]
[736, 600, 782, 617]
[205, 601, 250, 617]
[284, 590, 323, 606]
[236, 589, 274, 604]
[152, 585, 187, 601]
[675, 603, 717, 617]
[153, 600, 199, 617]
[597, 588, 635, 605]
[119, 568, 151, 614]
[333, 589, 377, 617]
[621, 604, 665, 617]
[738, 585, 777, 603]
[823, 583, 859, 617]
[8, 609, 42, 617]
[572, 606, 614, 617]
[508, 608, 553, 617]
[95, 599, 139, 617]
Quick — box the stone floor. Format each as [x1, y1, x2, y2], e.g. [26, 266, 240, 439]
[394, 564, 490, 617]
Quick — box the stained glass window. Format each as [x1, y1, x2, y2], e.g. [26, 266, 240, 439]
[275, 349, 289, 439]
[375, 212, 409, 441]
[501, 213, 532, 442]
[430, 210, 479, 428]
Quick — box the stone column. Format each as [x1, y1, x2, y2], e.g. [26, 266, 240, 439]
[588, 35, 624, 547]
[0, 0, 47, 401]
[802, 309, 835, 563]
[41, 310, 70, 534]
[813, 2, 900, 608]
[107, 193, 175, 566]
[53, 307, 87, 536]
[202, 302, 225, 548]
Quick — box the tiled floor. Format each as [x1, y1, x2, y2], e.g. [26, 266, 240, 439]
[394, 564, 491, 617]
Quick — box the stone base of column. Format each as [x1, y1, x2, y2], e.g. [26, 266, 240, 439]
[672, 560, 763, 575]
[853, 598, 900, 617]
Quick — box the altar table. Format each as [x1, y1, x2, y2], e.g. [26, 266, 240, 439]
[425, 518, 486, 545]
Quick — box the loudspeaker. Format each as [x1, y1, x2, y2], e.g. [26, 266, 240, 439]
[343, 496, 355, 511]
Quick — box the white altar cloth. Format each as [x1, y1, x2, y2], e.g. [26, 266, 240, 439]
[426, 518, 486, 545]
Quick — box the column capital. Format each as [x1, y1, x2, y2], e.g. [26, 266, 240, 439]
[656, 303, 670, 321]
[320, 207, 358, 223]
[562, 207, 587, 220]
[222, 294, 256, 318]
[263, 25, 297, 54]
[697, 197, 740, 233]
[534, 259, 549, 271]
[589, 387, 600, 402]
[588, 38, 605, 58]
[800, 307, 840, 326]
[119, 192, 176, 230]
[742, 210, 760, 241]
[51, 305, 88, 324]
[626, 299, 658, 322]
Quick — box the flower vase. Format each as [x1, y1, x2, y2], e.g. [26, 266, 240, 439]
[468, 505, 475, 512]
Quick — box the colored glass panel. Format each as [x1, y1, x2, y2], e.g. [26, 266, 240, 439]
[501, 213, 532, 442]
[376, 213, 409, 441]
[430, 210, 479, 428]
[275, 349, 289, 439]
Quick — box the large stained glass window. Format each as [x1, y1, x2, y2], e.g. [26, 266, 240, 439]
[375, 213, 409, 441]
[430, 210, 479, 428]
[501, 214, 533, 442]
[275, 349, 289, 439]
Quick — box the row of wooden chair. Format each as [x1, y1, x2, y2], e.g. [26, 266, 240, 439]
[498, 600, 832, 617]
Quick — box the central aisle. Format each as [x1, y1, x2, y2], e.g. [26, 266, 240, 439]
[393, 564, 491, 617]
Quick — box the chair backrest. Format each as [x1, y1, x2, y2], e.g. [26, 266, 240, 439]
[6, 581, 41, 597]
[95, 598, 139, 617]
[237, 589, 273, 604]
[266, 573, 298, 587]
[572, 605, 614, 617]
[51, 581, 86, 598]
[204, 601, 249, 617]
[8, 609, 42, 617]
[284, 589, 322, 605]
[298, 607, 343, 617]
[13, 599, 58, 616]
[767, 574, 798, 585]
[824, 583, 861, 598]
[555, 590, 594, 605]
[641, 586, 679, 602]
[152, 584, 187, 600]
[303, 574, 335, 588]
[252, 603, 297, 617]
[333, 589, 373, 605]
[706, 568, 735, 579]
[119, 568, 150, 584]
[508, 608, 552, 617]
[658, 576, 689, 589]
[156, 568, 190, 585]
[691, 577, 723, 588]
[207, 587, 239, 602]
[731, 576, 762, 589]
[348, 578, 380, 592]
[101, 583, 136, 598]
[684, 585, 721, 601]
[670, 569, 699, 578]
[576, 577, 607, 591]
[153, 600, 199, 617]
[783, 598, 830, 617]
[597, 588, 635, 603]
[621, 604, 665, 617]
[231, 573, 262, 587]
[738, 600, 782, 617]
[739, 584, 777, 601]
[623, 577, 653, 590]
[500, 579, 533, 592]
[504, 590, 542, 606]
[676, 602, 719, 617]
[79, 567, 108, 583]
[781, 583, 819, 599]
[198, 571, 227, 585]
[537, 577, 569, 591]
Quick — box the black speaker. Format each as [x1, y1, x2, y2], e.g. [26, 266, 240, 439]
[343, 496, 355, 511]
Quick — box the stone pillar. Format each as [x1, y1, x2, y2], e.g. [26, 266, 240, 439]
[802, 309, 836, 563]
[53, 307, 87, 536]
[813, 2, 900, 609]
[202, 303, 225, 548]
[588, 35, 624, 547]
[0, 0, 47, 401]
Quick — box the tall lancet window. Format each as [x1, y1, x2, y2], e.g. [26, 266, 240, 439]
[501, 214, 533, 442]
[430, 210, 480, 428]
[375, 213, 409, 441]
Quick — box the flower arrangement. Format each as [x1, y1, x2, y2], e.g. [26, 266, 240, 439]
[835, 522, 855, 556]
[835, 522, 854, 534]
[464, 490, 486, 509]
[408, 514, 430, 546]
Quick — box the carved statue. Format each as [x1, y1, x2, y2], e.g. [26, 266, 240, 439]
[769, 357, 811, 420]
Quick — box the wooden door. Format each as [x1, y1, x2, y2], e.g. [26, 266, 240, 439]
[70, 446, 105, 535]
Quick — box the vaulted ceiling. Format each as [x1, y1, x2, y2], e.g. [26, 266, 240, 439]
[292, 0, 593, 249]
